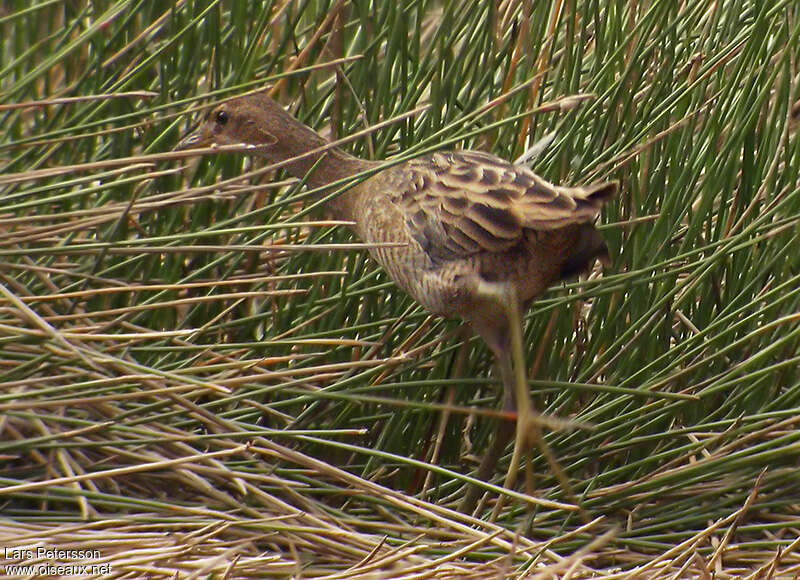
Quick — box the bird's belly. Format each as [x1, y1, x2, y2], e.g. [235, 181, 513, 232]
[366, 237, 566, 321]
[355, 201, 569, 321]
[368, 245, 457, 315]
[355, 201, 462, 316]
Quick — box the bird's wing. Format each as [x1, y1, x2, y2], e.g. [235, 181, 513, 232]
[392, 151, 616, 263]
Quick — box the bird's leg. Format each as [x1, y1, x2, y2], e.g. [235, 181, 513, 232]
[487, 283, 535, 519]
[458, 281, 529, 515]
[492, 342, 568, 520]
[472, 281, 580, 518]
[458, 373, 515, 515]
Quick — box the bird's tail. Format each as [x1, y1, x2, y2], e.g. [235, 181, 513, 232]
[559, 223, 611, 280]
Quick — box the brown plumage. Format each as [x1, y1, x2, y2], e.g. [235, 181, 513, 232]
[178, 92, 616, 512]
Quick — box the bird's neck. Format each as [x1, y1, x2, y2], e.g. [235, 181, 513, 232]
[265, 117, 376, 220]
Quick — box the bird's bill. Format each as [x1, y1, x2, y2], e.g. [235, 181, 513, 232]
[175, 126, 213, 151]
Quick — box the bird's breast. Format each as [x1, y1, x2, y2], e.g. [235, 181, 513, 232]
[345, 184, 594, 321]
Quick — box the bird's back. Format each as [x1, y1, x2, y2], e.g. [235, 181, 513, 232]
[347, 150, 616, 318]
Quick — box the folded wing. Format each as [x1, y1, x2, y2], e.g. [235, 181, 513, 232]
[394, 151, 616, 263]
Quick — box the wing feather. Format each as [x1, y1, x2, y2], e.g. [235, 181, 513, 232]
[393, 151, 616, 263]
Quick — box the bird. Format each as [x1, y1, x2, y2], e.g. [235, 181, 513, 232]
[177, 91, 616, 513]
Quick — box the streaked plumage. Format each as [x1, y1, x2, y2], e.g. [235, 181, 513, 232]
[363, 150, 614, 323]
[178, 92, 616, 511]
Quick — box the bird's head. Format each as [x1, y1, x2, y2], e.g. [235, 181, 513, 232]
[176, 93, 299, 156]
[175, 92, 366, 190]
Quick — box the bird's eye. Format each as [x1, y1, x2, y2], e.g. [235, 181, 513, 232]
[215, 110, 228, 126]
